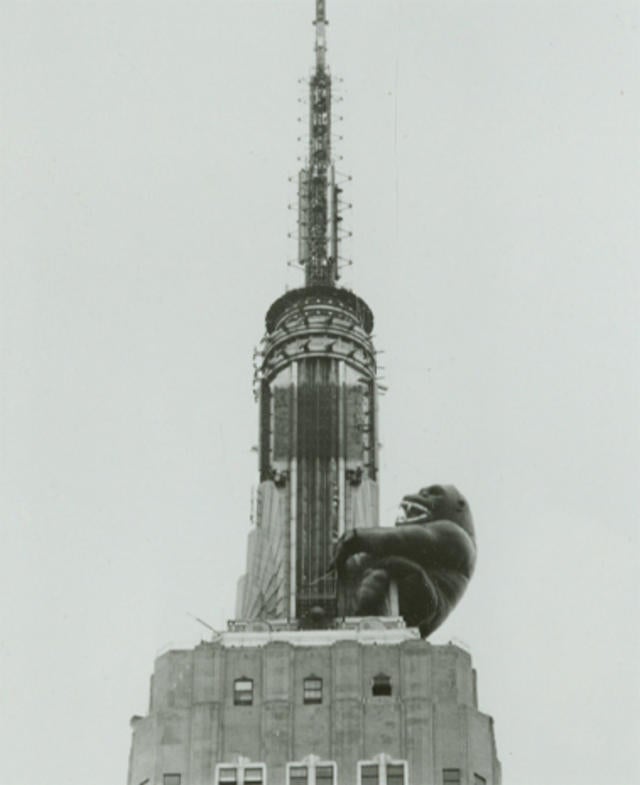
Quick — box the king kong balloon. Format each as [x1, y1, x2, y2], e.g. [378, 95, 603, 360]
[332, 485, 476, 638]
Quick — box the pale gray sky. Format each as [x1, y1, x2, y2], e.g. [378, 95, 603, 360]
[1, 2, 638, 784]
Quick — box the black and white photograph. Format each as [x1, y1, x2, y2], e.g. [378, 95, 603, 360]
[1, 2, 638, 784]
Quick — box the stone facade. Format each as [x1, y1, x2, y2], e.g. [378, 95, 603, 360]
[128, 628, 500, 785]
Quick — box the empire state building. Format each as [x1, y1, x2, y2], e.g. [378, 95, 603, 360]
[128, 4, 501, 784]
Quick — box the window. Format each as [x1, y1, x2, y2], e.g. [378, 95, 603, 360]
[289, 766, 309, 785]
[163, 776, 181, 785]
[474, 776, 487, 785]
[234, 677, 254, 706]
[372, 673, 392, 697]
[358, 756, 407, 785]
[287, 758, 336, 785]
[215, 762, 265, 785]
[303, 676, 323, 704]
[386, 764, 405, 785]
[443, 770, 462, 784]
[360, 764, 379, 785]
[315, 765, 334, 784]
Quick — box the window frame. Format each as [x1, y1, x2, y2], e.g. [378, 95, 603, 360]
[244, 766, 266, 784]
[386, 762, 407, 785]
[163, 775, 182, 785]
[286, 756, 337, 785]
[314, 764, 336, 785]
[217, 768, 239, 785]
[357, 754, 408, 785]
[288, 764, 310, 785]
[442, 769, 462, 785]
[360, 762, 380, 785]
[371, 673, 393, 697]
[214, 761, 267, 785]
[233, 676, 255, 706]
[303, 675, 324, 705]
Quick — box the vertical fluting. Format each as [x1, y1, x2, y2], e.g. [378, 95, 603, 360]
[257, 290, 378, 623]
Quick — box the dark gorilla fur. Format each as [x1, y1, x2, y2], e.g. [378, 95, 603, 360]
[332, 484, 476, 638]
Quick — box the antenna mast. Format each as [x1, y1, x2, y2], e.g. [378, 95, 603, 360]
[299, 0, 340, 286]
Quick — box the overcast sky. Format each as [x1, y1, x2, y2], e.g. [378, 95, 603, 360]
[1, 2, 638, 784]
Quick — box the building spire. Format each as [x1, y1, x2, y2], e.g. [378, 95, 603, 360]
[314, 0, 327, 70]
[298, 0, 340, 287]
[238, 0, 378, 628]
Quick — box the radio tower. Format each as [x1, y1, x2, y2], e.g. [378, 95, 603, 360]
[299, 0, 340, 286]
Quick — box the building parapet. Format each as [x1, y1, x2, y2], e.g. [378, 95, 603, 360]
[219, 617, 417, 647]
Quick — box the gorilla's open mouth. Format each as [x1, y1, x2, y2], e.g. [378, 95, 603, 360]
[396, 494, 432, 525]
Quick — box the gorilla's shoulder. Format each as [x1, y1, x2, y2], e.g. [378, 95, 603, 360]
[412, 519, 476, 575]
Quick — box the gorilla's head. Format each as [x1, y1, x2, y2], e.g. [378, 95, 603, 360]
[396, 484, 475, 539]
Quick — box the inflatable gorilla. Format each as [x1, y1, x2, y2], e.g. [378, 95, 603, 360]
[332, 484, 476, 638]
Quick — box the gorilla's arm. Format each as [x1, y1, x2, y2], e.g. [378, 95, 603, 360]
[333, 521, 476, 577]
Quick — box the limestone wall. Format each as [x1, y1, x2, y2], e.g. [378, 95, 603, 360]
[128, 636, 500, 785]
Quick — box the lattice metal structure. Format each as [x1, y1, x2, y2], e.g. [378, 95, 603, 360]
[298, 0, 341, 287]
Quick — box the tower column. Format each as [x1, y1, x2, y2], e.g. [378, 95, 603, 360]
[239, 287, 378, 624]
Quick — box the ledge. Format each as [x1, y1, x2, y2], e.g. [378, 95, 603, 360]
[265, 286, 374, 334]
